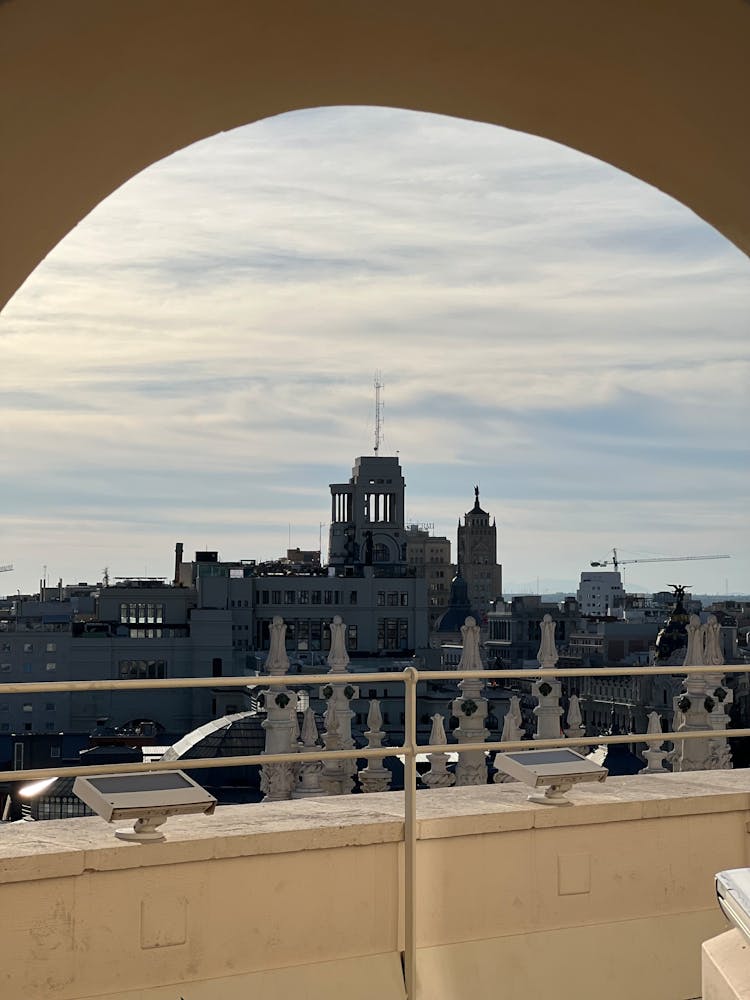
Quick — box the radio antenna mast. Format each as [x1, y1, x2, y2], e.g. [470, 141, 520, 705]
[374, 371, 384, 455]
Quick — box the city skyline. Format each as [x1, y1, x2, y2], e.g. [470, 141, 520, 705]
[1, 106, 747, 596]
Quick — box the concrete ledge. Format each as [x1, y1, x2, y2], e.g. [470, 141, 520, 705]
[703, 928, 750, 999]
[1, 772, 748, 883]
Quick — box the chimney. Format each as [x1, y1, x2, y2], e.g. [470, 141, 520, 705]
[174, 542, 184, 586]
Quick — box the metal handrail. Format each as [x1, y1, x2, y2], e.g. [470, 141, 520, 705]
[1, 660, 747, 1000]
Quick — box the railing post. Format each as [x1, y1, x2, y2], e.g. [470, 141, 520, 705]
[403, 666, 418, 999]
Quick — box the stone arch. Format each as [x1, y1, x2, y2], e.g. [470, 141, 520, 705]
[2, 1, 749, 311]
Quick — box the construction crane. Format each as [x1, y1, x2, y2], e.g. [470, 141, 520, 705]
[0, 565, 12, 574]
[591, 549, 730, 571]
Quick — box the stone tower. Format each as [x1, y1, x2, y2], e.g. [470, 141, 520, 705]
[328, 456, 407, 569]
[457, 487, 502, 620]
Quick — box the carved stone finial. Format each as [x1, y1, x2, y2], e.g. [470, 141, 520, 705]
[423, 714, 455, 789]
[266, 615, 290, 676]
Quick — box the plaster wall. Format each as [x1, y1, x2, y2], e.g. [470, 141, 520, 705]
[0, 773, 747, 999]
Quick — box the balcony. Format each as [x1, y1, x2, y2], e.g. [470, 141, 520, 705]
[1, 769, 747, 1000]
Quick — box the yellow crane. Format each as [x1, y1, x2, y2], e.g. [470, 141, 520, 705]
[590, 549, 730, 571]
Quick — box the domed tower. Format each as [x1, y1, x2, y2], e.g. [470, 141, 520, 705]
[456, 486, 503, 619]
[434, 568, 482, 637]
[655, 585, 691, 664]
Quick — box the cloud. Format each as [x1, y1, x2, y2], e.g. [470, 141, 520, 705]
[0, 106, 748, 595]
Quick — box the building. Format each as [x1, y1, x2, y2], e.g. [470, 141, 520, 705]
[577, 570, 626, 618]
[485, 594, 580, 668]
[405, 523, 453, 628]
[456, 487, 502, 619]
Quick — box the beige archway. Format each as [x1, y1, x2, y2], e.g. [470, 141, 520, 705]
[1, 0, 749, 311]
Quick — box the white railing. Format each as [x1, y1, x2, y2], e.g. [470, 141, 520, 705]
[1, 662, 749, 999]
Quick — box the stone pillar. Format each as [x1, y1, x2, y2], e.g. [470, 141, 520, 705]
[358, 700, 391, 793]
[564, 694, 585, 741]
[640, 711, 669, 773]
[453, 616, 489, 786]
[423, 713, 455, 789]
[320, 698, 355, 796]
[320, 615, 358, 787]
[703, 615, 733, 769]
[671, 615, 712, 772]
[260, 616, 298, 802]
[534, 613, 563, 741]
[293, 707, 325, 799]
[493, 700, 525, 783]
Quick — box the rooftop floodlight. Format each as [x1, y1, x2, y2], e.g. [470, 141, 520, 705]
[73, 770, 216, 842]
[716, 869, 750, 944]
[494, 748, 607, 806]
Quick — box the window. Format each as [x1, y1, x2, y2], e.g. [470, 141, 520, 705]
[400, 593, 409, 606]
[377, 591, 385, 607]
[212, 658, 223, 677]
[0, 664, 10, 673]
[349, 590, 358, 605]
[118, 659, 167, 679]
[271, 590, 281, 604]
[45, 722, 56, 731]
[50, 746, 61, 758]
[24, 723, 31, 731]
[347, 624, 358, 651]
[297, 619, 309, 650]
[23, 642, 33, 653]
[45, 702, 55, 711]
[46, 662, 56, 672]
[22, 703, 32, 712]
[284, 590, 296, 605]
[368, 688, 377, 699]
[120, 602, 164, 624]
[387, 592, 398, 606]
[298, 590, 309, 605]
[261, 590, 269, 605]
[23, 664, 31, 674]
[324, 591, 333, 604]
[1, 642, 10, 652]
[46, 642, 56, 653]
[311, 591, 321, 605]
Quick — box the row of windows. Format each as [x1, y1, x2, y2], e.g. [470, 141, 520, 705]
[230, 600, 250, 607]
[0, 641, 57, 653]
[118, 659, 167, 679]
[258, 590, 355, 607]
[256, 619, 358, 652]
[0, 702, 56, 711]
[0, 722, 57, 732]
[119, 603, 165, 625]
[1, 662, 56, 672]
[127, 627, 178, 639]
[376, 592, 409, 607]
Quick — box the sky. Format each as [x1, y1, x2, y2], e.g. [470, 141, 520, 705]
[1, 106, 748, 597]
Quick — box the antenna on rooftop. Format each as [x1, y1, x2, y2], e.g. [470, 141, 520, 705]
[374, 371, 384, 455]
